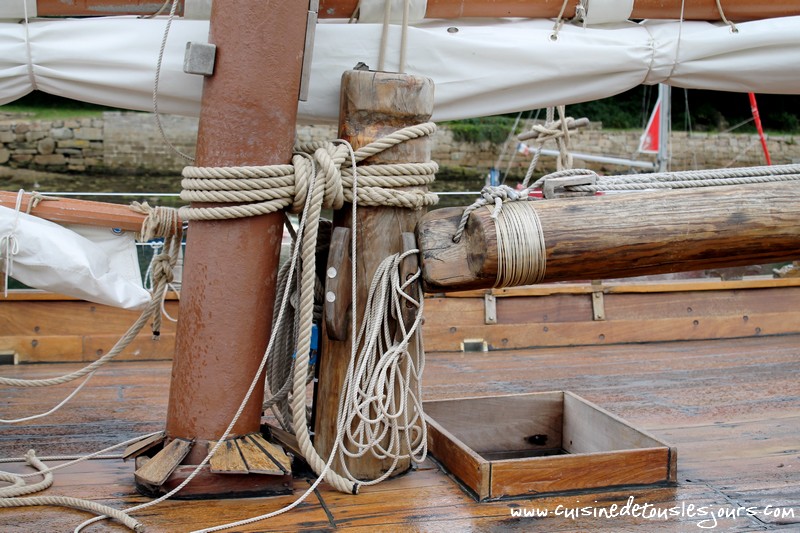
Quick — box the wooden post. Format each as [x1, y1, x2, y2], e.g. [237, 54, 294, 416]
[418, 182, 800, 292]
[140, 0, 309, 497]
[313, 70, 433, 481]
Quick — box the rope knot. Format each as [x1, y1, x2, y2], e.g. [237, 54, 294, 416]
[452, 185, 531, 243]
[130, 202, 181, 241]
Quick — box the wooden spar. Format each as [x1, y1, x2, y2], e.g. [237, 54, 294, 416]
[153, 0, 308, 497]
[34, 0, 185, 17]
[33, 0, 800, 21]
[314, 70, 433, 481]
[417, 182, 800, 292]
[0, 191, 145, 232]
[317, 0, 800, 21]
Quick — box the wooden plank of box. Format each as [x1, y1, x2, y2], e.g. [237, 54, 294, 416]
[425, 391, 676, 501]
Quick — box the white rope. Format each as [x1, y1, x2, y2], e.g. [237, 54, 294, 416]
[335, 249, 427, 485]
[153, 0, 195, 162]
[1, 189, 22, 297]
[22, 0, 37, 91]
[492, 203, 546, 288]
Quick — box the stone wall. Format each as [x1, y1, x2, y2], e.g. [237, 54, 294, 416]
[1, 112, 798, 181]
[0, 116, 104, 172]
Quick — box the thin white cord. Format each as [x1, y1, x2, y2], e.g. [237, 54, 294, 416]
[0, 372, 95, 424]
[1, 189, 23, 297]
[153, 0, 195, 162]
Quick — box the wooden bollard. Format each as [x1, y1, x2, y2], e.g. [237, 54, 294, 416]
[418, 182, 800, 292]
[314, 69, 433, 481]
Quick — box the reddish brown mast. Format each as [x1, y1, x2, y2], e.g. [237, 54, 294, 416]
[157, 0, 308, 494]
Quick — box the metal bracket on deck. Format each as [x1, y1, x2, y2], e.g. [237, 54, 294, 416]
[542, 174, 597, 199]
[591, 280, 606, 321]
[484, 292, 497, 324]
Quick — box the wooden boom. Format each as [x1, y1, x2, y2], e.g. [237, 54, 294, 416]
[33, 0, 800, 21]
[0, 190, 145, 232]
[318, 0, 800, 21]
[417, 182, 800, 292]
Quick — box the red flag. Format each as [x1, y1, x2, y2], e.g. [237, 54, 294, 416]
[638, 96, 661, 154]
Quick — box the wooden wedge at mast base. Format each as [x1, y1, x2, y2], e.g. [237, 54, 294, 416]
[418, 182, 800, 293]
[0, 190, 146, 232]
[314, 69, 433, 482]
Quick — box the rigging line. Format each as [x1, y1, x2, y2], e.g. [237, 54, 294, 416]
[0, 372, 96, 424]
[153, 0, 195, 162]
[21, 0, 37, 91]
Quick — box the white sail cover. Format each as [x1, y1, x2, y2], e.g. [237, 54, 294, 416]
[0, 16, 798, 122]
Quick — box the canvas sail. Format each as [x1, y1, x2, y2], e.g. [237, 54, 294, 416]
[0, 16, 798, 122]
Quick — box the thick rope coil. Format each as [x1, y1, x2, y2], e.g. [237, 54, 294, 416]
[178, 123, 439, 221]
[0, 449, 143, 532]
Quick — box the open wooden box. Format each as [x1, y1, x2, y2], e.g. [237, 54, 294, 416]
[424, 392, 677, 501]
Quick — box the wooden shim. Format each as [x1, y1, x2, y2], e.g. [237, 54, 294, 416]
[248, 433, 291, 474]
[208, 440, 249, 474]
[418, 182, 800, 292]
[324, 226, 352, 341]
[267, 425, 303, 459]
[134, 438, 193, 486]
[0, 191, 146, 232]
[123, 431, 166, 461]
[236, 435, 284, 475]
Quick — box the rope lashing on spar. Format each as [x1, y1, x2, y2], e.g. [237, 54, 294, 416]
[453, 163, 800, 289]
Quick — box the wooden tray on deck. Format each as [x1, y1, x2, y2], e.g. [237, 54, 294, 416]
[424, 391, 677, 501]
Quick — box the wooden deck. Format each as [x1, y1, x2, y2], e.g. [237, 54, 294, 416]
[1, 334, 799, 531]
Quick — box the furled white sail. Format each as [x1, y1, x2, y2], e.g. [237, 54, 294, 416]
[0, 16, 798, 122]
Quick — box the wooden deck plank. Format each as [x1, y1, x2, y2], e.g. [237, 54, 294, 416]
[0, 334, 797, 531]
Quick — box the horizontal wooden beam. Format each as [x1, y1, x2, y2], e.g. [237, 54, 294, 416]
[35, 0, 183, 17]
[418, 182, 800, 292]
[32, 0, 800, 21]
[0, 190, 146, 232]
[318, 0, 800, 21]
